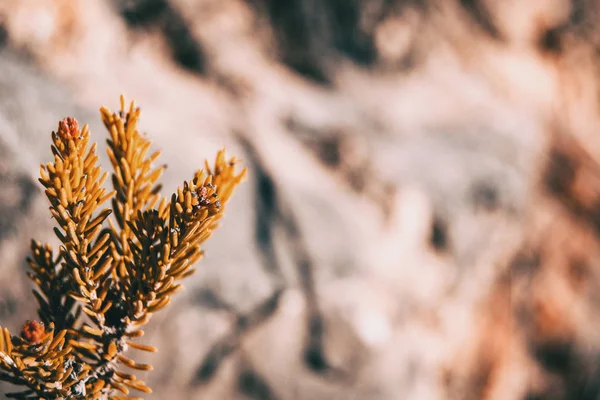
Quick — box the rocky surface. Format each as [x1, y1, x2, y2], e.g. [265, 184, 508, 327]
[0, 0, 600, 399]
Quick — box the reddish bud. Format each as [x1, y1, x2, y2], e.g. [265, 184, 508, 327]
[57, 117, 80, 139]
[21, 320, 45, 345]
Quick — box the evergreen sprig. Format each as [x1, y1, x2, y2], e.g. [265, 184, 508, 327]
[0, 96, 246, 399]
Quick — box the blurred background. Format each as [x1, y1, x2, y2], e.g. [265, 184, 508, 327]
[1, 0, 600, 399]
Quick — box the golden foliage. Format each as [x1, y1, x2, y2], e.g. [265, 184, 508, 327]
[0, 96, 246, 399]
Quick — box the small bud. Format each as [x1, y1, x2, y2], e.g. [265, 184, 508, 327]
[20, 320, 45, 345]
[57, 117, 80, 139]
